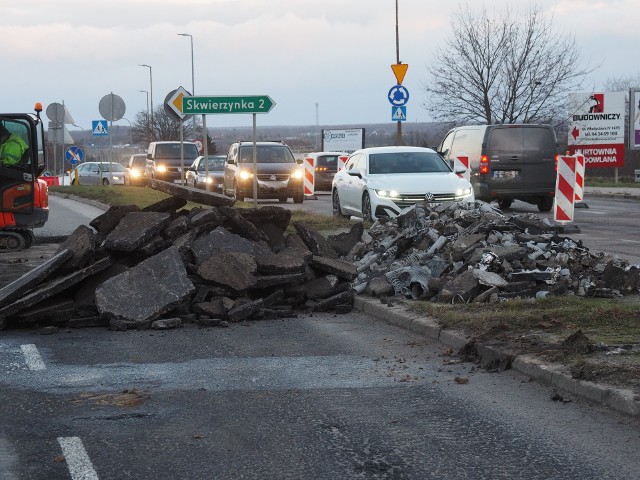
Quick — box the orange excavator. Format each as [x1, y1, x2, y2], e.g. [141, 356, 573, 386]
[0, 103, 49, 250]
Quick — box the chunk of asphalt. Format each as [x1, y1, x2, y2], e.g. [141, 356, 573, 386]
[90, 205, 140, 236]
[220, 205, 269, 243]
[95, 246, 195, 324]
[293, 221, 339, 259]
[104, 211, 172, 252]
[327, 223, 364, 257]
[57, 225, 98, 272]
[310, 256, 357, 280]
[256, 248, 308, 275]
[197, 251, 258, 292]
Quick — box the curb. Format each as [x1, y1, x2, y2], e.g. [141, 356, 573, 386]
[353, 296, 639, 418]
[49, 191, 110, 211]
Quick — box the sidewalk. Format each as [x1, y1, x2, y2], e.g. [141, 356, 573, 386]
[585, 185, 640, 199]
[353, 296, 640, 418]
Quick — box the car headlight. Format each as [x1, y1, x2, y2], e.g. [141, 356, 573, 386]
[291, 169, 303, 180]
[375, 190, 400, 198]
[239, 170, 253, 181]
[206, 177, 213, 184]
[112, 176, 121, 181]
[456, 188, 472, 196]
[130, 168, 141, 177]
[157, 165, 167, 173]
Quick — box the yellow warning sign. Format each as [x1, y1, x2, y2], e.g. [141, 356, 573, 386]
[172, 93, 184, 113]
[391, 64, 408, 85]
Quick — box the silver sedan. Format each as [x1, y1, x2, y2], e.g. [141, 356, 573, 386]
[71, 162, 126, 186]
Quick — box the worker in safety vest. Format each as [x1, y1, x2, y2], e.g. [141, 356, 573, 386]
[0, 124, 28, 167]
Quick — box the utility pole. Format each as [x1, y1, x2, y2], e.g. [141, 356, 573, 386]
[395, 0, 403, 146]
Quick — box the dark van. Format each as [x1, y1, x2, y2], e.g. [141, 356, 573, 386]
[437, 124, 558, 211]
[146, 141, 200, 183]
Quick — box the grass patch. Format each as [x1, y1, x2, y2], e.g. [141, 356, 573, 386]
[50, 185, 354, 233]
[587, 177, 638, 187]
[407, 296, 640, 345]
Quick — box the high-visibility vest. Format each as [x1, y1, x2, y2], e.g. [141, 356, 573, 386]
[0, 134, 28, 166]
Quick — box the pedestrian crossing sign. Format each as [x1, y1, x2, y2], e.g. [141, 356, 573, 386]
[392, 106, 406, 122]
[92, 120, 108, 136]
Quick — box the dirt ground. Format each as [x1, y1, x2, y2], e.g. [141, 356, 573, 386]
[451, 313, 640, 397]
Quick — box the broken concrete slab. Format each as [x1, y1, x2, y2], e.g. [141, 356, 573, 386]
[151, 318, 182, 330]
[293, 221, 339, 259]
[0, 248, 73, 309]
[256, 248, 308, 275]
[0, 257, 114, 318]
[239, 206, 292, 231]
[95, 246, 195, 324]
[190, 226, 266, 266]
[90, 205, 140, 236]
[58, 225, 98, 272]
[141, 196, 187, 213]
[310, 256, 357, 280]
[150, 179, 234, 207]
[327, 223, 364, 256]
[197, 251, 258, 292]
[220, 205, 269, 243]
[227, 298, 264, 322]
[104, 212, 172, 252]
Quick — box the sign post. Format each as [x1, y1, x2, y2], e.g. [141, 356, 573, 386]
[168, 93, 276, 205]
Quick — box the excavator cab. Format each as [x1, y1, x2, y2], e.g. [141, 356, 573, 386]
[0, 104, 49, 250]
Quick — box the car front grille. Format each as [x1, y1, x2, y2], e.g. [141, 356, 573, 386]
[257, 174, 289, 181]
[391, 192, 467, 209]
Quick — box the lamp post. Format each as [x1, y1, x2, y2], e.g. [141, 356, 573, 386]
[138, 89, 149, 143]
[120, 117, 133, 147]
[139, 64, 153, 141]
[177, 33, 196, 138]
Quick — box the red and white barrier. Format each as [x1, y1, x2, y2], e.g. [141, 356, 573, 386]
[554, 155, 577, 222]
[574, 151, 585, 202]
[337, 155, 348, 172]
[303, 157, 315, 196]
[455, 154, 470, 182]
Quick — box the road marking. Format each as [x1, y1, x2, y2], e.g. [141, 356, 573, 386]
[20, 344, 45, 371]
[57, 437, 99, 480]
[620, 239, 640, 244]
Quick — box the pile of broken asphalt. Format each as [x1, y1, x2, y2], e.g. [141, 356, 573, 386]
[1, 194, 638, 417]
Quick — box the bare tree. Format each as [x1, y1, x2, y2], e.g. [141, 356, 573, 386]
[423, 3, 596, 125]
[131, 107, 198, 143]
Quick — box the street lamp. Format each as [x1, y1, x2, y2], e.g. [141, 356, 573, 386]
[139, 64, 153, 141]
[120, 117, 133, 147]
[177, 33, 197, 138]
[138, 89, 150, 143]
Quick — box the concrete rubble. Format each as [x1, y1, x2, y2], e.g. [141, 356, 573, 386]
[1, 196, 638, 332]
[0, 198, 357, 331]
[346, 200, 640, 302]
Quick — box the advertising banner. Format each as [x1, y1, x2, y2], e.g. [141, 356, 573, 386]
[322, 128, 365, 154]
[567, 91, 625, 168]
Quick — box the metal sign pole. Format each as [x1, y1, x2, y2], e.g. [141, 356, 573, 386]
[202, 114, 209, 191]
[180, 123, 184, 185]
[253, 113, 257, 208]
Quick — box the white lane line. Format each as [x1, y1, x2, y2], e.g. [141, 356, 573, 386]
[20, 344, 46, 371]
[57, 437, 99, 480]
[620, 239, 640, 244]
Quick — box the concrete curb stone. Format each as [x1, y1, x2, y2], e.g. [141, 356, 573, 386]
[353, 296, 639, 418]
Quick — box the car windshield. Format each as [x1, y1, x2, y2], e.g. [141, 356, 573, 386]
[99, 163, 125, 172]
[131, 156, 146, 168]
[239, 145, 294, 164]
[317, 155, 340, 169]
[368, 152, 451, 174]
[155, 143, 199, 160]
[199, 156, 225, 171]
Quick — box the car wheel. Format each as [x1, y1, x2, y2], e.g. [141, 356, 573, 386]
[293, 191, 304, 204]
[498, 199, 513, 210]
[332, 190, 347, 218]
[362, 192, 373, 222]
[102, 178, 110, 186]
[278, 196, 288, 203]
[538, 196, 553, 212]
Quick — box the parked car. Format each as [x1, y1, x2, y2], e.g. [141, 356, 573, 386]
[145, 141, 200, 183]
[124, 153, 148, 186]
[223, 141, 304, 203]
[71, 161, 126, 186]
[332, 146, 474, 221]
[186, 155, 226, 192]
[304, 151, 348, 191]
[437, 124, 558, 211]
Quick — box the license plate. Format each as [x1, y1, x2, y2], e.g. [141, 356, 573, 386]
[173, 180, 184, 184]
[492, 170, 519, 179]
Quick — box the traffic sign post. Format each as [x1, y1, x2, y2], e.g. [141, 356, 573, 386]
[65, 146, 84, 166]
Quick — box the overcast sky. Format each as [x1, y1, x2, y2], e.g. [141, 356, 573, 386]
[1, 0, 638, 131]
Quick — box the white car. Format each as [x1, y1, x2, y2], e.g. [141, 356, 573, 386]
[331, 146, 474, 221]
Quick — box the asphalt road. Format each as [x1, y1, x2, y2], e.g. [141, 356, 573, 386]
[1, 313, 639, 479]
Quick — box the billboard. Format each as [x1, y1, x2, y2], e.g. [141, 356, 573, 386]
[629, 88, 640, 150]
[322, 128, 365, 154]
[567, 91, 625, 168]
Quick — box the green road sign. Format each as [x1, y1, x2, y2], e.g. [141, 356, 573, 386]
[182, 95, 275, 114]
